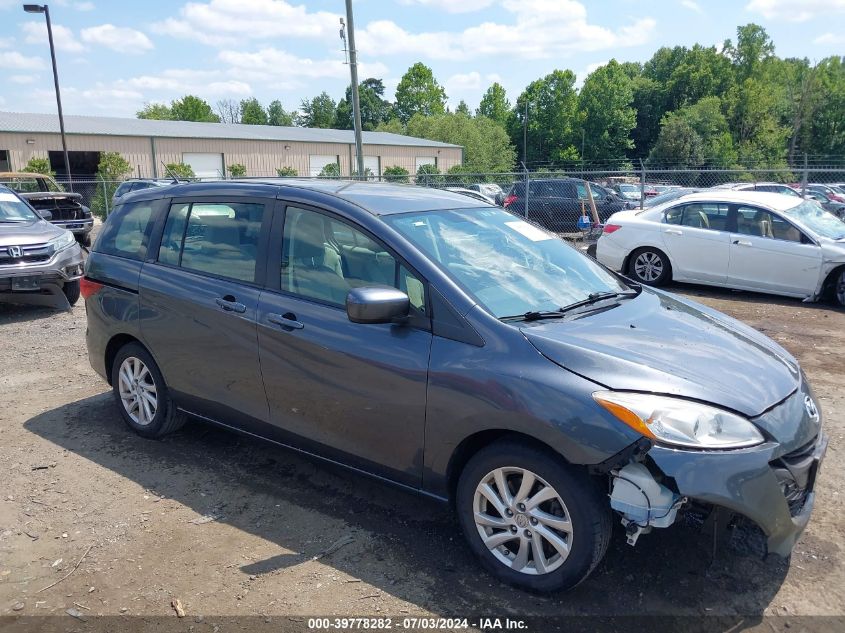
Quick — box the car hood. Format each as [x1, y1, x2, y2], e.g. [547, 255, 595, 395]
[522, 289, 800, 418]
[19, 191, 84, 204]
[0, 219, 65, 246]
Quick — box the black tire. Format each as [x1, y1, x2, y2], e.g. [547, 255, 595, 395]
[628, 247, 671, 286]
[832, 268, 845, 308]
[62, 279, 81, 306]
[456, 440, 611, 593]
[110, 342, 186, 439]
[79, 232, 92, 248]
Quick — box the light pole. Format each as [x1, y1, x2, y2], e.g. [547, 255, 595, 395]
[341, 0, 365, 180]
[23, 3, 72, 191]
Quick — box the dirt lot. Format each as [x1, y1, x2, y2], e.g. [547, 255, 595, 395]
[1, 281, 843, 627]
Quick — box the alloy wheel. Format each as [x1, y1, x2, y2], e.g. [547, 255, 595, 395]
[634, 251, 664, 282]
[473, 467, 573, 575]
[118, 356, 158, 426]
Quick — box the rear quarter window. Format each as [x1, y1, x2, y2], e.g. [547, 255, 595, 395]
[95, 200, 157, 260]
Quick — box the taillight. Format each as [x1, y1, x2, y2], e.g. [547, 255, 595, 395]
[80, 277, 104, 300]
[503, 194, 517, 207]
[603, 224, 622, 234]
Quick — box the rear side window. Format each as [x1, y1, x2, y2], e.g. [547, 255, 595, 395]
[95, 201, 155, 260]
[664, 203, 729, 231]
[157, 201, 264, 283]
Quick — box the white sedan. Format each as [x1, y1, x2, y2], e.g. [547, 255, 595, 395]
[596, 190, 845, 307]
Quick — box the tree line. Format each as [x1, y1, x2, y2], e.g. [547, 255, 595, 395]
[136, 24, 845, 173]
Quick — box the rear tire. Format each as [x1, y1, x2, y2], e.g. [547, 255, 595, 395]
[628, 247, 671, 286]
[456, 441, 611, 593]
[833, 268, 845, 308]
[110, 342, 186, 438]
[62, 279, 80, 306]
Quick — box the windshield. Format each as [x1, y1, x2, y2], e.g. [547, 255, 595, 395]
[0, 176, 63, 193]
[0, 191, 38, 222]
[785, 201, 845, 240]
[385, 207, 630, 318]
[643, 189, 694, 208]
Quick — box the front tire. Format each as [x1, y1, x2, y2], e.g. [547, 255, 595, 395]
[629, 247, 671, 286]
[62, 279, 80, 306]
[110, 342, 186, 438]
[456, 441, 611, 593]
[834, 268, 845, 308]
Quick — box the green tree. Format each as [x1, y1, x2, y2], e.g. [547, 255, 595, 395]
[227, 163, 247, 177]
[725, 76, 789, 166]
[724, 23, 775, 81]
[394, 62, 447, 124]
[91, 152, 132, 218]
[375, 118, 405, 135]
[318, 162, 341, 178]
[406, 112, 516, 172]
[169, 95, 220, 122]
[477, 82, 511, 128]
[809, 56, 845, 159]
[383, 165, 410, 183]
[577, 60, 636, 162]
[267, 100, 294, 126]
[647, 116, 705, 170]
[22, 157, 54, 176]
[676, 96, 737, 167]
[296, 92, 337, 128]
[415, 162, 442, 186]
[164, 162, 195, 179]
[335, 78, 392, 130]
[455, 100, 471, 116]
[276, 166, 298, 177]
[137, 102, 173, 120]
[239, 98, 268, 125]
[511, 69, 580, 166]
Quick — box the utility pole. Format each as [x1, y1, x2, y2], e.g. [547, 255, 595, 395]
[522, 99, 529, 167]
[343, 0, 365, 180]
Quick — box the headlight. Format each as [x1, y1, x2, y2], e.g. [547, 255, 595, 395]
[48, 230, 76, 253]
[593, 391, 765, 449]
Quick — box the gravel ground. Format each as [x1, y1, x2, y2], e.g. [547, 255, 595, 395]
[0, 280, 843, 628]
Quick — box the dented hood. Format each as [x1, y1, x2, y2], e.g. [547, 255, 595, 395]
[19, 191, 83, 204]
[522, 289, 800, 417]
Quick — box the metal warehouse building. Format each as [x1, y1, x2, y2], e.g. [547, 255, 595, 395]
[0, 111, 463, 179]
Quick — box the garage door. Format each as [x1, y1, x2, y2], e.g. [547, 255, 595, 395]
[309, 155, 339, 177]
[415, 156, 436, 171]
[183, 153, 224, 179]
[353, 155, 380, 179]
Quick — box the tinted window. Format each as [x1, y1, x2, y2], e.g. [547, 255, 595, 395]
[736, 206, 802, 242]
[156, 201, 263, 282]
[96, 201, 155, 260]
[281, 206, 425, 311]
[665, 203, 729, 230]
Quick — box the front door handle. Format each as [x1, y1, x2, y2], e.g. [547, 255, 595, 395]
[733, 239, 752, 247]
[664, 228, 683, 235]
[215, 296, 246, 313]
[267, 312, 305, 330]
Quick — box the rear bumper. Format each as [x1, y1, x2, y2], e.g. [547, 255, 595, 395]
[649, 431, 827, 557]
[595, 236, 627, 271]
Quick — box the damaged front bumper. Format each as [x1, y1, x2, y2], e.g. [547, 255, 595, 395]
[0, 244, 84, 309]
[649, 430, 828, 557]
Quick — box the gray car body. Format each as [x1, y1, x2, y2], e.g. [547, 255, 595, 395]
[84, 180, 826, 557]
[0, 186, 84, 309]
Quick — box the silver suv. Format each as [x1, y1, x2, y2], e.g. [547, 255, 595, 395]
[0, 186, 84, 309]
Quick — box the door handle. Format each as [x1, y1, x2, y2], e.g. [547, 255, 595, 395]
[663, 228, 683, 235]
[733, 239, 752, 247]
[267, 312, 305, 330]
[215, 296, 246, 313]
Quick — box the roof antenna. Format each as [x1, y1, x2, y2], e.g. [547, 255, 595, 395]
[161, 161, 179, 184]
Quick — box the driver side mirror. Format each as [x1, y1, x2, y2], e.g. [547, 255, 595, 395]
[346, 286, 410, 324]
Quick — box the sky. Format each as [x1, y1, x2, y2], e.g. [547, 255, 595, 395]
[1, 0, 844, 119]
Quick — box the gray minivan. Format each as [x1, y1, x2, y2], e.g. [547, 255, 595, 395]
[83, 180, 827, 592]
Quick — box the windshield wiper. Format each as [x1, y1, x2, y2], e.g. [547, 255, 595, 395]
[502, 290, 639, 322]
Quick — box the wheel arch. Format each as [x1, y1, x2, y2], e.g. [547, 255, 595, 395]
[104, 334, 148, 385]
[821, 263, 845, 304]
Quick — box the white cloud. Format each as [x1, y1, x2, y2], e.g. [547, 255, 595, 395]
[814, 32, 845, 44]
[9, 74, 38, 84]
[681, 0, 703, 13]
[152, 0, 340, 46]
[575, 60, 608, 88]
[0, 50, 45, 70]
[746, 0, 845, 22]
[358, 0, 656, 61]
[218, 47, 388, 83]
[21, 21, 85, 53]
[446, 71, 482, 92]
[80, 24, 154, 53]
[0, 36, 13, 48]
[115, 69, 253, 98]
[398, 0, 496, 13]
[75, 2, 95, 10]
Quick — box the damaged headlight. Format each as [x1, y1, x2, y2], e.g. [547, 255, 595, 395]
[48, 230, 75, 253]
[593, 391, 765, 449]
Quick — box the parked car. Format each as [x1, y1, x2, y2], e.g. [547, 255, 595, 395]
[84, 180, 827, 592]
[805, 183, 845, 204]
[596, 190, 845, 306]
[112, 178, 178, 206]
[0, 172, 93, 246]
[712, 182, 803, 198]
[804, 191, 845, 219]
[465, 182, 504, 199]
[613, 183, 641, 201]
[443, 187, 496, 205]
[0, 185, 84, 309]
[643, 187, 702, 208]
[503, 178, 633, 230]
